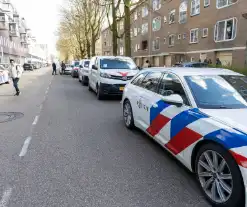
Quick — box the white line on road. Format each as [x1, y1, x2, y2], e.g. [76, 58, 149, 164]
[0, 187, 12, 207]
[19, 136, 32, 157]
[32, 115, 39, 125]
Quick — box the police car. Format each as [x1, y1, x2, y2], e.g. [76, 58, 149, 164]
[121, 67, 247, 207]
[88, 56, 139, 100]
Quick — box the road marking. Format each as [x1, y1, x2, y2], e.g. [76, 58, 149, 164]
[0, 187, 12, 207]
[32, 115, 39, 125]
[19, 136, 32, 157]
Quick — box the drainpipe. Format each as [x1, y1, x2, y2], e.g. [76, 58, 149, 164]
[148, 0, 152, 64]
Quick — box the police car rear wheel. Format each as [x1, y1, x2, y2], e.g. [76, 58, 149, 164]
[123, 100, 134, 129]
[195, 143, 244, 207]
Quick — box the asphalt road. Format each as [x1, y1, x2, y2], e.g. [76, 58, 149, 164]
[0, 68, 210, 207]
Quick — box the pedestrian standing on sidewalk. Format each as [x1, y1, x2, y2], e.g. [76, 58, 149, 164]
[52, 62, 57, 75]
[9, 59, 22, 96]
[61, 61, 66, 75]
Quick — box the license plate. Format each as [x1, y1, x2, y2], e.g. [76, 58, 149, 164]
[119, 87, 124, 91]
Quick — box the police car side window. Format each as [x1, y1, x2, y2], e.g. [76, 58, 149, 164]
[158, 73, 190, 106]
[140, 72, 162, 92]
[131, 72, 148, 86]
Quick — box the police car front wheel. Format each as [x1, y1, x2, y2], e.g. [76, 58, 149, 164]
[123, 100, 134, 129]
[195, 143, 244, 207]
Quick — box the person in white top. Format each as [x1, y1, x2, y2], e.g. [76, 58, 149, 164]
[9, 59, 22, 96]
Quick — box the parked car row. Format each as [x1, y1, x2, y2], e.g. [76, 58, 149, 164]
[0, 63, 23, 85]
[71, 56, 247, 207]
[0, 64, 9, 85]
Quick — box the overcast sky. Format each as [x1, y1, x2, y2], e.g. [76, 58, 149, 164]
[11, 0, 63, 55]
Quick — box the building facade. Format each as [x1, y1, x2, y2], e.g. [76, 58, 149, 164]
[0, 0, 48, 65]
[102, 0, 247, 68]
[95, 37, 102, 56]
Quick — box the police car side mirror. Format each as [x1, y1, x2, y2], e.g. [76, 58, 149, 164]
[161, 94, 184, 107]
[92, 65, 98, 70]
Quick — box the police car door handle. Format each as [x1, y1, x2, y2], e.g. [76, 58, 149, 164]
[152, 103, 158, 108]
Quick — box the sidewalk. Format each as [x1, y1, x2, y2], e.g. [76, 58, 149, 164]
[0, 67, 51, 95]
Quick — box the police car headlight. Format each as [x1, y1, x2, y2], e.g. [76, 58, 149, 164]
[100, 72, 112, 78]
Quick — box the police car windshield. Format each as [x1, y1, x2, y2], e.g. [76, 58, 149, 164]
[84, 61, 90, 68]
[185, 75, 247, 109]
[74, 61, 80, 66]
[100, 58, 137, 70]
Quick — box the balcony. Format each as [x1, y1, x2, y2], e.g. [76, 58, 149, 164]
[1, 1, 12, 13]
[13, 10, 19, 17]
[20, 34, 27, 43]
[9, 27, 19, 37]
[0, 14, 8, 30]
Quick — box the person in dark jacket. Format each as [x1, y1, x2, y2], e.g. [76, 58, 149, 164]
[52, 62, 56, 75]
[61, 61, 66, 74]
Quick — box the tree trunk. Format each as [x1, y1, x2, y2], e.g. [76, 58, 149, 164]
[79, 43, 84, 59]
[86, 40, 91, 58]
[111, 0, 118, 56]
[124, 0, 131, 57]
[91, 35, 96, 57]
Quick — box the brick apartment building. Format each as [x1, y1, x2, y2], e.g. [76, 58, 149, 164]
[0, 0, 48, 64]
[102, 0, 247, 68]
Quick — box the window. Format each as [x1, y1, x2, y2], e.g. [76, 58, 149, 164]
[164, 16, 167, 23]
[169, 9, 175, 24]
[84, 61, 90, 68]
[141, 72, 163, 92]
[153, 0, 161, 11]
[217, 0, 238, 9]
[214, 17, 237, 42]
[168, 35, 175, 46]
[164, 38, 166, 44]
[131, 72, 148, 86]
[119, 47, 124, 55]
[134, 27, 138, 36]
[202, 28, 208, 37]
[134, 11, 138, 20]
[137, 27, 141, 33]
[134, 44, 138, 52]
[185, 75, 247, 109]
[183, 33, 186, 39]
[190, 28, 199, 43]
[158, 73, 189, 105]
[179, 2, 187, 24]
[204, 0, 210, 7]
[141, 23, 148, 34]
[152, 38, 160, 51]
[191, 0, 200, 16]
[152, 16, 161, 31]
[178, 34, 181, 39]
[142, 6, 148, 17]
[141, 40, 148, 50]
[137, 44, 140, 50]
